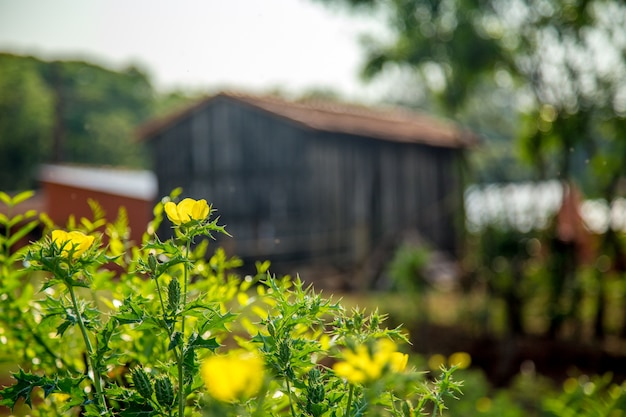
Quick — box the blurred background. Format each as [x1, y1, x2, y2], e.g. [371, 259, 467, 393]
[2, 0, 626, 415]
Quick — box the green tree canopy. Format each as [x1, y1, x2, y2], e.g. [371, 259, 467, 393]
[314, 0, 626, 189]
[0, 55, 53, 191]
[0, 53, 203, 191]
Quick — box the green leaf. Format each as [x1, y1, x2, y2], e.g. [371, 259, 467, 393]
[168, 331, 182, 351]
[6, 213, 24, 228]
[56, 314, 77, 336]
[11, 190, 35, 207]
[0, 369, 81, 410]
[182, 345, 197, 377]
[13, 283, 34, 310]
[115, 297, 146, 324]
[0, 191, 11, 206]
[0, 369, 41, 408]
[6, 219, 39, 250]
[118, 401, 155, 417]
[188, 332, 220, 352]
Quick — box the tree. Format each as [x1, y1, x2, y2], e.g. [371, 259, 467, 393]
[0, 55, 53, 190]
[38, 59, 155, 166]
[313, 0, 626, 339]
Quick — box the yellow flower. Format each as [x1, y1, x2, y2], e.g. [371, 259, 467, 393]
[164, 198, 210, 225]
[333, 339, 408, 385]
[51, 230, 95, 259]
[448, 351, 471, 370]
[201, 351, 264, 402]
[389, 351, 409, 372]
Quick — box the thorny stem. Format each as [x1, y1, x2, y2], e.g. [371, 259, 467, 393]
[67, 284, 109, 415]
[154, 273, 184, 374]
[285, 377, 297, 417]
[178, 238, 191, 417]
[154, 276, 169, 331]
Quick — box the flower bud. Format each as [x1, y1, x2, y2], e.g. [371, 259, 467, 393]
[131, 368, 153, 400]
[155, 376, 175, 407]
[168, 278, 180, 312]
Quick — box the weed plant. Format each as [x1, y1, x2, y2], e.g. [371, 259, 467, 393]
[0, 190, 462, 417]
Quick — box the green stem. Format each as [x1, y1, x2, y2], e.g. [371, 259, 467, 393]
[67, 284, 108, 415]
[178, 239, 191, 417]
[285, 377, 297, 417]
[346, 383, 354, 417]
[154, 276, 169, 330]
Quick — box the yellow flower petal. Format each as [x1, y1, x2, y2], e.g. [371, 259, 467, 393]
[448, 351, 471, 370]
[177, 199, 197, 223]
[334, 339, 407, 385]
[51, 230, 94, 258]
[201, 352, 264, 402]
[165, 198, 210, 225]
[164, 201, 181, 225]
[390, 352, 409, 372]
[192, 199, 209, 221]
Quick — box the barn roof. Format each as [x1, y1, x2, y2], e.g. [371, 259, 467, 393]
[137, 92, 478, 148]
[39, 164, 158, 201]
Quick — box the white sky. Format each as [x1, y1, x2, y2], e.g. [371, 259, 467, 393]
[0, 0, 388, 101]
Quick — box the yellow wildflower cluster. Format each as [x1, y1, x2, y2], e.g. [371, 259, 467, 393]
[51, 230, 95, 259]
[201, 351, 265, 402]
[333, 339, 408, 385]
[164, 198, 209, 225]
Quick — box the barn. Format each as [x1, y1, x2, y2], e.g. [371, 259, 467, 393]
[137, 92, 477, 285]
[38, 164, 157, 246]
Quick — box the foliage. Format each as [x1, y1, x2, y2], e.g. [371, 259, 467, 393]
[0, 53, 204, 191]
[0, 191, 462, 416]
[0, 57, 53, 190]
[313, 0, 626, 187]
[444, 366, 626, 417]
[387, 243, 430, 295]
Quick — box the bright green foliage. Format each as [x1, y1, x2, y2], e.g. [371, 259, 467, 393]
[0, 53, 208, 192]
[0, 191, 462, 417]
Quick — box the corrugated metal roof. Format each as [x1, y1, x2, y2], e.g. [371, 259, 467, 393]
[39, 164, 158, 201]
[136, 91, 478, 148]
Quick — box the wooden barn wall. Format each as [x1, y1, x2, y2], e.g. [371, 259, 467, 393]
[304, 131, 461, 266]
[153, 97, 312, 261]
[151, 118, 193, 196]
[150, 98, 463, 271]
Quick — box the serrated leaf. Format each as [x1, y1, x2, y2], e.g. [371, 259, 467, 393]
[0, 370, 39, 408]
[115, 297, 145, 324]
[182, 346, 197, 379]
[188, 332, 220, 351]
[56, 316, 76, 336]
[0, 369, 60, 409]
[168, 331, 182, 351]
[118, 400, 155, 417]
[197, 310, 237, 334]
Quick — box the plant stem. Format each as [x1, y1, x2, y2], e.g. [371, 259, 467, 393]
[285, 377, 297, 417]
[178, 239, 191, 417]
[67, 284, 109, 415]
[346, 383, 354, 417]
[154, 276, 169, 329]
